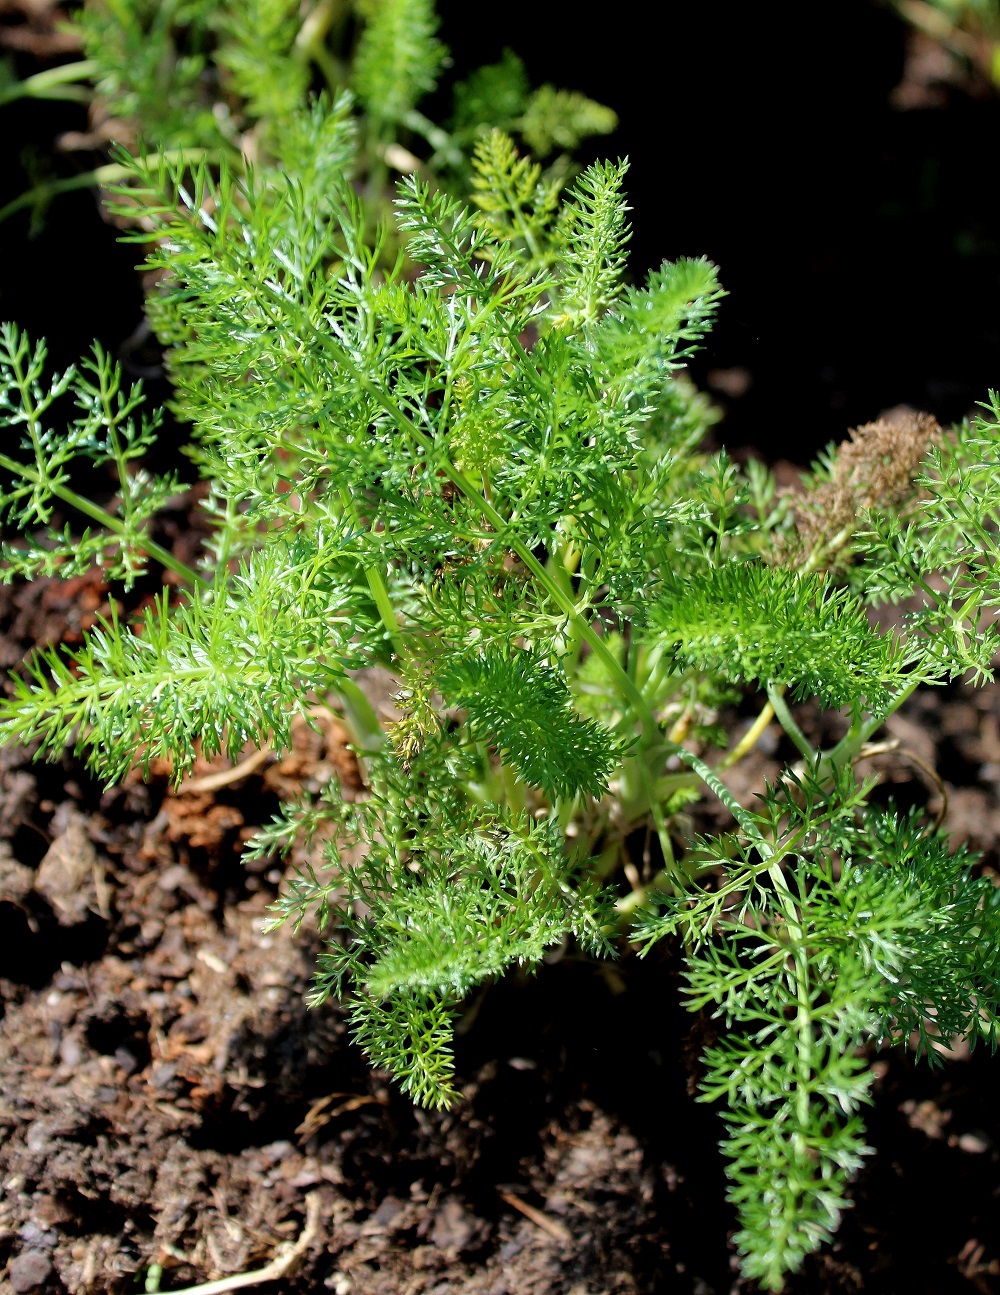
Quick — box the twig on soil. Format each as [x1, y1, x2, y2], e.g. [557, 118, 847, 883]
[151, 1190, 323, 1295]
[855, 739, 949, 830]
[177, 745, 273, 794]
[497, 1189, 572, 1243]
[295, 1090, 388, 1142]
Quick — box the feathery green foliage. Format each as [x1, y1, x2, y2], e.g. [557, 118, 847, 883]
[353, 0, 445, 130]
[645, 771, 1000, 1288]
[3, 60, 1000, 1291]
[0, 0, 616, 231]
[451, 49, 616, 157]
[0, 326, 182, 586]
[648, 563, 907, 712]
[437, 648, 626, 800]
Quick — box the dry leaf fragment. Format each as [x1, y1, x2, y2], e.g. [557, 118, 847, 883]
[776, 408, 941, 568]
[0, 840, 34, 904]
[498, 1189, 572, 1243]
[33, 810, 100, 926]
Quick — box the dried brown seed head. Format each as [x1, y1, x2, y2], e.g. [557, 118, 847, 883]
[774, 408, 940, 569]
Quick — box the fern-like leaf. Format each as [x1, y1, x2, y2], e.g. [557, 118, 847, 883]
[214, 0, 308, 123]
[0, 536, 363, 783]
[436, 647, 623, 800]
[349, 989, 460, 1109]
[552, 159, 631, 329]
[353, 0, 445, 128]
[647, 561, 906, 712]
[518, 84, 618, 157]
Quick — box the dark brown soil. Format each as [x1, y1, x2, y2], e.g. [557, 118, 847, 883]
[2, 566, 1000, 1295]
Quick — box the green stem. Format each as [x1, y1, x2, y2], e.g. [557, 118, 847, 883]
[767, 860, 813, 1130]
[766, 682, 816, 764]
[617, 739, 772, 919]
[337, 676, 385, 752]
[294, 0, 346, 92]
[403, 110, 465, 170]
[619, 807, 816, 921]
[717, 698, 776, 772]
[0, 149, 216, 226]
[668, 743, 766, 848]
[364, 563, 406, 659]
[295, 0, 342, 55]
[821, 675, 922, 775]
[501, 762, 527, 814]
[635, 752, 678, 882]
[495, 165, 546, 267]
[0, 450, 204, 588]
[333, 486, 405, 660]
[0, 59, 98, 106]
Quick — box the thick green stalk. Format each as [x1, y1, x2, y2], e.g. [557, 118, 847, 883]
[337, 676, 385, 752]
[365, 563, 406, 659]
[717, 698, 776, 772]
[0, 60, 99, 106]
[768, 860, 814, 1131]
[404, 110, 465, 170]
[0, 149, 217, 226]
[766, 681, 816, 764]
[819, 675, 922, 779]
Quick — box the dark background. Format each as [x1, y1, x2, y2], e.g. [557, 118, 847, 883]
[4, 0, 1000, 462]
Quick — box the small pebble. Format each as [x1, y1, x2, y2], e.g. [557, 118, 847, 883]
[157, 864, 192, 891]
[259, 1140, 293, 1166]
[16, 1224, 56, 1249]
[58, 1035, 84, 1068]
[367, 1196, 405, 1228]
[148, 1062, 178, 1090]
[114, 1046, 138, 1075]
[25, 1124, 49, 1155]
[9, 1249, 52, 1292]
